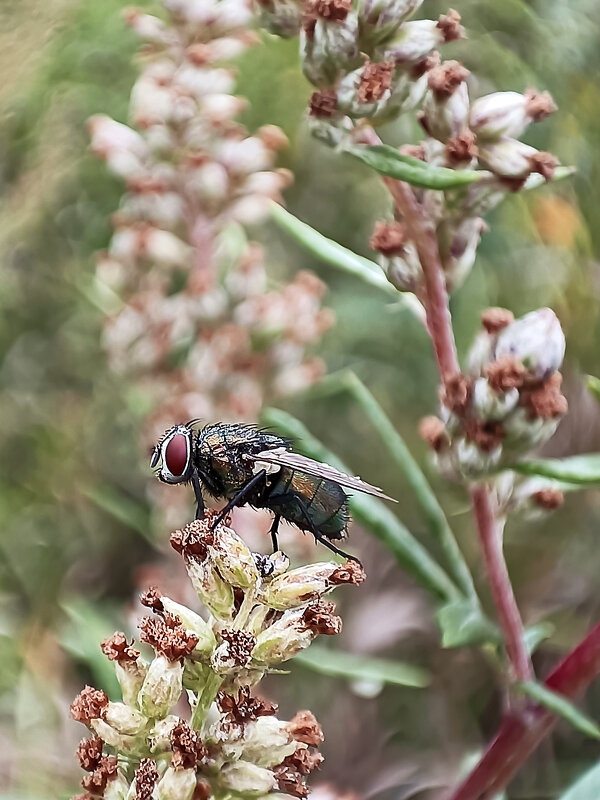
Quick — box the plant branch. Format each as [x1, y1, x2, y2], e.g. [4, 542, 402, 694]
[448, 622, 600, 800]
[471, 485, 533, 683]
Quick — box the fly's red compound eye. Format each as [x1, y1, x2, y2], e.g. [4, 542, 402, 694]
[164, 433, 189, 477]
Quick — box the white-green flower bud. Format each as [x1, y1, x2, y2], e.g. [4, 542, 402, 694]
[469, 89, 556, 141]
[90, 718, 139, 752]
[240, 716, 298, 767]
[307, 114, 354, 148]
[114, 659, 148, 709]
[467, 330, 495, 376]
[185, 557, 236, 620]
[148, 715, 181, 754]
[104, 702, 148, 735]
[471, 378, 519, 421]
[258, 562, 339, 609]
[210, 525, 260, 589]
[252, 608, 314, 664]
[138, 655, 184, 719]
[359, 0, 423, 46]
[300, 13, 360, 88]
[219, 760, 277, 796]
[104, 771, 130, 800]
[477, 138, 537, 179]
[256, 0, 304, 37]
[502, 409, 559, 452]
[455, 437, 502, 478]
[157, 766, 197, 800]
[494, 308, 565, 380]
[336, 62, 394, 120]
[159, 597, 217, 654]
[378, 20, 444, 64]
[421, 78, 470, 142]
[379, 248, 421, 292]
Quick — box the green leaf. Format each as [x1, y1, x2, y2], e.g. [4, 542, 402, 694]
[59, 599, 122, 699]
[344, 144, 483, 189]
[523, 166, 577, 190]
[515, 681, 600, 740]
[437, 599, 500, 648]
[82, 484, 153, 541]
[587, 375, 600, 404]
[270, 202, 396, 297]
[557, 759, 600, 800]
[524, 622, 555, 655]
[309, 370, 478, 603]
[260, 408, 461, 603]
[294, 644, 430, 688]
[509, 455, 600, 485]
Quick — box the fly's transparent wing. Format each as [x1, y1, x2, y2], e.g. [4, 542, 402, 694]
[247, 448, 397, 502]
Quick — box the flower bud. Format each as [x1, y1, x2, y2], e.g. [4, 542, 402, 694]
[336, 60, 397, 120]
[185, 557, 236, 620]
[111, 659, 148, 709]
[378, 18, 449, 65]
[358, 0, 423, 46]
[252, 608, 315, 664]
[240, 716, 298, 767]
[454, 437, 503, 478]
[138, 655, 184, 719]
[258, 562, 340, 610]
[104, 702, 148, 735]
[494, 308, 565, 380]
[420, 63, 470, 142]
[157, 766, 197, 800]
[159, 597, 217, 653]
[256, 0, 305, 37]
[148, 715, 181, 753]
[123, 9, 175, 44]
[471, 378, 519, 421]
[502, 409, 560, 452]
[220, 761, 277, 795]
[104, 771, 129, 800]
[469, 89, 556, 141]
[300, 13, 360, 88]
[218, 136, 272, 175]
[437, 217, 482, 290]
[89, 718, 138, 752]
[187, 161, 230, 207]
[478, 139, 558, 182]
[145, 228, 193, 268]
[210, 525, 260, 589]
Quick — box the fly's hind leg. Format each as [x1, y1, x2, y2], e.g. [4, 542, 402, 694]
[290, 496, 361, 565]
[269, 514, 281, 552]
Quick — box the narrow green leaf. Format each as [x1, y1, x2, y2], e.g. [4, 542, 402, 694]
[82, 484, 153, 541]
[437, 599, 500, 648]
[515, 681, 600, 740]
[294, 644, 429, 688]
[523, 166, 577, 190]
[270, 203, 395, 296]
[309, 370, 478, 602]
[261, 408, 461, 602]
[587, 375, 600, 404]
[557, 759, 600, 800]
[345, 144, 483, 189]
[509, 455, 600, 485]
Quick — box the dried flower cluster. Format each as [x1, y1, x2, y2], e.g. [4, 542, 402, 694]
[90, 1, 333, 445]
[419, 307, 567, 486]
[71, 513, 365, 799]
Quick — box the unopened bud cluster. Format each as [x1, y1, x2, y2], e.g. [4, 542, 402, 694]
[91, 2, 333, 451]
[419, 307, 567, 480]
[255, 0, 560, 297]
[70, 513, 364, 800]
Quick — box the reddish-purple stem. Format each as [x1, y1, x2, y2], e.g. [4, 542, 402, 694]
[471, 485, 533, 683]
[448, 622, 600, 800]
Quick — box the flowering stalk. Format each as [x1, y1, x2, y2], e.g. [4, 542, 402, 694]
[70, 513, 365, 800]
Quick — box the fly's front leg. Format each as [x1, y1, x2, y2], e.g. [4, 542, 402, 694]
[191, 471, 205, 520]
[211, 470, 267, 530]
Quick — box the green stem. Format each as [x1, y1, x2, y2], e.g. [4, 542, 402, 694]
[191, 668, 223, 733]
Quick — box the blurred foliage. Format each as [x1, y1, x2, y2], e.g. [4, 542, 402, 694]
[1, 0, 600, 797]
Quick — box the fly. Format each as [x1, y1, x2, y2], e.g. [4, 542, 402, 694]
[150, 422, 396, 561]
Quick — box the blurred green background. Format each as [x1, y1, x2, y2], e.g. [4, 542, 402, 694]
[1, 0, 600, 797]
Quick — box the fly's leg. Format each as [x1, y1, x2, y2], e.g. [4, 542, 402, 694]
[269, 514, 281, 552]
[191, 470, 205, 520]
[289, 495, 361, 565]
[211, 470, 267, 530]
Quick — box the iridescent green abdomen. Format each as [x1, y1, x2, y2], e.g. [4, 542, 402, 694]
[268, 468, 348, 540]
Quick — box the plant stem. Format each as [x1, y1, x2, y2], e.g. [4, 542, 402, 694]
[448, 622, 600, 800]
[191, 667, 223, 733]
[471, 485, 533, 682]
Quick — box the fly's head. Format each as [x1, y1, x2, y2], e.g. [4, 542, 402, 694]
[150, 424, 194, 484]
